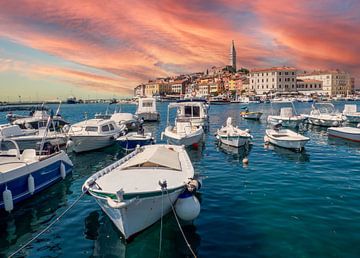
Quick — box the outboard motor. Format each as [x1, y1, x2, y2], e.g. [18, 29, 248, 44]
[36, 141, 59, 155]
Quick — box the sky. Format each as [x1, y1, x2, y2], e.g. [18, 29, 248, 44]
[0, 0, 359, 101]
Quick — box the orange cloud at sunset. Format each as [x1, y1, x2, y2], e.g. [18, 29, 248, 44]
[0, 0, 359, 98]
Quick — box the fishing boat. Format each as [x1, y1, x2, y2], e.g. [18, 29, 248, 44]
[135, 97, 160, 122]
[306, 103, 343, 127]
[82, 144, 201, 240]
[0, 139, 73, 212]
[116, 132, 155, 151]
[173, 100, 209, 130]
[0, 124, 67, 151]
[240, 107, 262, 120]
[267, 107, 305, 128]
[327, 126, 360, 142]
[67, 119, 125, 153]
[342, 104, 360, 123]
[264, 125, 309, 151]
[161, 103, 204, 146]
[215, 117, 252, 147]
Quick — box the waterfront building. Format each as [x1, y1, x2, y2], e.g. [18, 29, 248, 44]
[297, 70, 351, 96]
[170, 79, 188, 95]
[229, 40, 237, 71]
[249, 66, 297, 95]
[144, 81, 172, 97]
[350, 77, 355, 94]
[134, 84, 145, 97]
[296, 79, 324, 95]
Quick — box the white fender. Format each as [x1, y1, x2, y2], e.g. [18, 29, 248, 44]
[60, 163, 66, 179]
[175, 194, 201, 221]
[28, 174, 35, 195]
[3, 187, 14, 212]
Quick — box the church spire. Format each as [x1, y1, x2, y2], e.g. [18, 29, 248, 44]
[229, 40, 237, 71]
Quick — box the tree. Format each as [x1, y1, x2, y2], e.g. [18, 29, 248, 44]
[238, 68, 249, 74]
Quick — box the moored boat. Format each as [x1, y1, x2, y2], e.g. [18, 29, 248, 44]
[135, 97, 160, 122]
[306, 103, 343, 127]
[0, 139, 73, 212]
[327, 126, 360, 142]
[116, 132, 155, 151]
[82, 144, 201, 240]
[264, 127, 309, 151]
[215, 117, 252, 147]
[342, 104, 360, 123]
[267, 107, 305, 128]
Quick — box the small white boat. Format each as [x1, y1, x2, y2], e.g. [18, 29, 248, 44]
[67, 119, 125, 153]
[306, 103, 343, 127]
[135, 97, 160, 122]
[82, 144, 201, 240]
[215, 117, 252, 147]
[267, 107, 305, 128]
[162, 103, 204, 146]
[271, 97, 293, 103]
[110, 113, 141, 131]
[264, 128, 309, 151]
[172, 100, 209, 130]
[0, 124, 67, 151]
[342, 104, 360, 123]
[0, 139, 73, 212]
[327, 127, 360, 142]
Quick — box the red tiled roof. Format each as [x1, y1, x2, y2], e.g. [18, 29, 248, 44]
[250, 66, 297, 73]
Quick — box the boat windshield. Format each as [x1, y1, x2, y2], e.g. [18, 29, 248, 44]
[314, 103, 335, 114]
[184, 106, 200, 117]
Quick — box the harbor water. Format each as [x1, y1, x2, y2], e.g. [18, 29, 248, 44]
[1, 102, 359, 258]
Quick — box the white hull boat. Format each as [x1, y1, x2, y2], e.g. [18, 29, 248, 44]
[305, 103, 344, 127]
[110, 113, 141, 131]
[82, 145, 201, 240]
[327, 127, 360, 142]
[265, 129, 309, 151]
[170, 101, 209, 130]
[215, 117, 252, 147]
[136, 97, 160, 122]
[268, 107, 305, 128]
[67, 119, 125, 153]
[163, 124, 204, 146]
[342, 104, 360, 123]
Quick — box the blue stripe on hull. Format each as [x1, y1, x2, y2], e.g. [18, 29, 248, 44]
[118, 139, 153, 150]
[0, 161, 72, 209]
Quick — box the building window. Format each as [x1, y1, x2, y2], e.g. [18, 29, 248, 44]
[285, 72, 288, 75]
[279, 72, 282, 75]
[279, 78, 281, 82]
[292, 72, 295, 75]
[272, 78, 274, 82]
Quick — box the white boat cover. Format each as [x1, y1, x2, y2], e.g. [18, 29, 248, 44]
[122, 146, 181, 171]
[280, 107, 293, 118]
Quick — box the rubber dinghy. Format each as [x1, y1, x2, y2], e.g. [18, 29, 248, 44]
[215, 117, 252, 147]
[82, 144, 201, 240]
[265, 127, 309, 151]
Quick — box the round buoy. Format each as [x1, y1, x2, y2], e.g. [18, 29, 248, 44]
[60, 163, 66, 179]
[3, 187, 14, 212]
[175, 193, 200, 221]
[243, 157, 249, 165]
[28, 174, 35, 194]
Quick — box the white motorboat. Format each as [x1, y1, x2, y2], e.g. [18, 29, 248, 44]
[342, 104, 360, 123]
[67, 119, 125, 153]
[110, 113, 141, 131]
[82, 144, 201, 240]
[12, 110, 69, 130]
[0, 124, 67, 151]
[215, 117, 252, 147]
[162, 103, 204, 146]
[327, 127, 360, 142]
[135, 97, 160, 122]
[264, 127, 309, 151]
[306, 103, 343, 127]
[267, 107, 305, 128]
[271, 97, 293, 103]
[0, 139, 73, 212]
[173, 100, 209, 130]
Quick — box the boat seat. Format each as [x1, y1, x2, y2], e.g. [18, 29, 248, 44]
[21, 149, 37, 162]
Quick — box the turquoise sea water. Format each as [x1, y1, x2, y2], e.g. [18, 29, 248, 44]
[0, 102, 359, 258]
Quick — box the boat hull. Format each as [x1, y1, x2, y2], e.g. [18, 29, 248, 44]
[327, 127, 360, 142]
[94, 188, 182, 240]
[267, 116, 304, 128]
[218, 135, 251, 147]
[265, 131, 309, 151]
[307, 116, 343, 127]
[117, 137, 154, 151]
[344, 114, 360, 123]
[240, 112, 262, 120]
[0, 151, 73, 209]
[164, 127, 204, 146]
[70, 135, 116, 153]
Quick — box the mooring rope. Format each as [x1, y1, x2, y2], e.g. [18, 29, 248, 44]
[165, 188, 197, 258]
[8, 190, 88, 258]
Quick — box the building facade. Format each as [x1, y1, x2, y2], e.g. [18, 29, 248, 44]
[297, 70, 351, 96]
[249, 67, 297, 95]
[296, 79, 324, 94]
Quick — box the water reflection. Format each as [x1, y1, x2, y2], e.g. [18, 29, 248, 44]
[217, 143, 252, 161]
[266, 145, 310, 163]
[87, 212, 201, 258]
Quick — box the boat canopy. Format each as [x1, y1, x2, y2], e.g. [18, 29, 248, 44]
[122, 146, 181, 171]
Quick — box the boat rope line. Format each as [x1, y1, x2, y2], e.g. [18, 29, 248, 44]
[158, 188, 164, 258]
[8, 190, 88, 258]
[164, 187, 197, 258]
